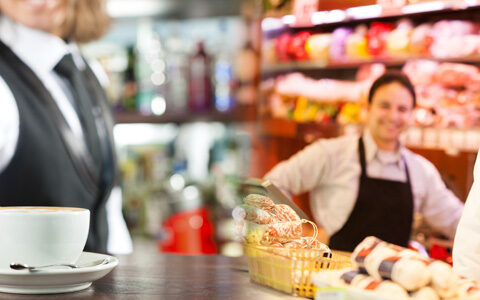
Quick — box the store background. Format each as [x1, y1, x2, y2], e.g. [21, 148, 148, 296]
[83, 0, 479, 260]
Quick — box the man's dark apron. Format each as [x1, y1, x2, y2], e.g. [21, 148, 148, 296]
[329, 137, 414, 252]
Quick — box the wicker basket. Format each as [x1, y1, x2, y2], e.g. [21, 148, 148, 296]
[245, 244, 351, 298]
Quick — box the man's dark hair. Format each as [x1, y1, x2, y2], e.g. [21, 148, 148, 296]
[368, 71, 416, 107]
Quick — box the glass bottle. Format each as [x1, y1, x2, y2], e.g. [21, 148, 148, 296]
[187, 41, 213, 111]
[122, 46, 138, 111]
[165, 22, 188, 112]
[214, 21, 234, 112]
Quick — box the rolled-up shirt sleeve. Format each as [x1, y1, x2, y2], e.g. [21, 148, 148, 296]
[0, 75, 19, 174]
[264, 139, 330, 195]
[453, 149, 480, 281]
[417, 156, 464, 239]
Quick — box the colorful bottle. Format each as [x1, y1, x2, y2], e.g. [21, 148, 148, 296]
[188, 41, 213, 111]
[214, 21, 234, 111]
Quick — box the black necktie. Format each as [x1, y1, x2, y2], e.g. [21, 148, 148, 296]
[54, 54, 114, 198]
[54, 54, 99, 156]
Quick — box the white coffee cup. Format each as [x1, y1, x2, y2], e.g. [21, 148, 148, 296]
[0, 207, 90, 268]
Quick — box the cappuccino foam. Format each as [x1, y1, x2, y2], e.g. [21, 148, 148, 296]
[0, 207, 86, 214]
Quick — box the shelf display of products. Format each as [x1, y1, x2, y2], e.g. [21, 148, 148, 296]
[263, 18, 480, 65]
[262, 59, 480, 129]
[257, 4, 480, 156]
[404, 60, 480, 128]
[261, 63, 382, 123]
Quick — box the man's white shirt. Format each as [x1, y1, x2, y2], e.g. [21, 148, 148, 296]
[265, 129, 464, 239]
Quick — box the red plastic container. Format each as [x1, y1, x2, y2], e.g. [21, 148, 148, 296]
[158, 207, 217, 255]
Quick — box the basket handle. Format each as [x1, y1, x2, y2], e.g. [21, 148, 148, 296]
[302, 219, 318, 246]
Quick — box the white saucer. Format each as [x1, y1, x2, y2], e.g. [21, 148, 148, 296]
[0, 252, 118, 294]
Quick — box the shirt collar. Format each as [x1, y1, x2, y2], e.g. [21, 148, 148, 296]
[0, 16, 84, 75]
[363, 128, 406, 166]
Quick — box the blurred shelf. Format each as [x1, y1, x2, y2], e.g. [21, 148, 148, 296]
[407, 145, 479, 153]
[312, 4, 480, 30]
[264, 3, 480, 32]
[260, 118, 480, 153]
[259, 118, 340, 141]
[262, 56, 480, 74]
[107, 0, 241, 19]
[115, 105, 257, 124]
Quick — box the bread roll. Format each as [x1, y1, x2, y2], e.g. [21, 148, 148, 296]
[428, 261, 459, 298]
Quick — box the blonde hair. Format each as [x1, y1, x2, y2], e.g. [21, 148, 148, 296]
[65, 0, 110, 43]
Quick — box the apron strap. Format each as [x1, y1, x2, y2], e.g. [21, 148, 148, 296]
[358, 137, 367, 178]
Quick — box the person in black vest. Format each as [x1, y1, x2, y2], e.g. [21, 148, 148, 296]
[0, 0, 131, 253]
[265, 71, 464, 252]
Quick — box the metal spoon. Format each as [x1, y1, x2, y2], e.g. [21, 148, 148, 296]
[10, 258, 110, 271]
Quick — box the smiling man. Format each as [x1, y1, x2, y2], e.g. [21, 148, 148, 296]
[265, 71, 464, 251]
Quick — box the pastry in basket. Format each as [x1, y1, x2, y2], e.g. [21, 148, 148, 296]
[234, 194, 330, 252]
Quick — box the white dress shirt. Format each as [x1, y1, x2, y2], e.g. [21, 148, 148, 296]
[453, 148, 480, 280]
[0, 16, 132, 254]
[265, 129, 464, 239]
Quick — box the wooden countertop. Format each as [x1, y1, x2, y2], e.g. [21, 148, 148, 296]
[4, 244, 304, 299]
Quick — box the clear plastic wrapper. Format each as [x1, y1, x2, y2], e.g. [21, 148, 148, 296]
[235, 194, 325, 250]
[232, 204, 275, 224]
[236, 220, 268, 244]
